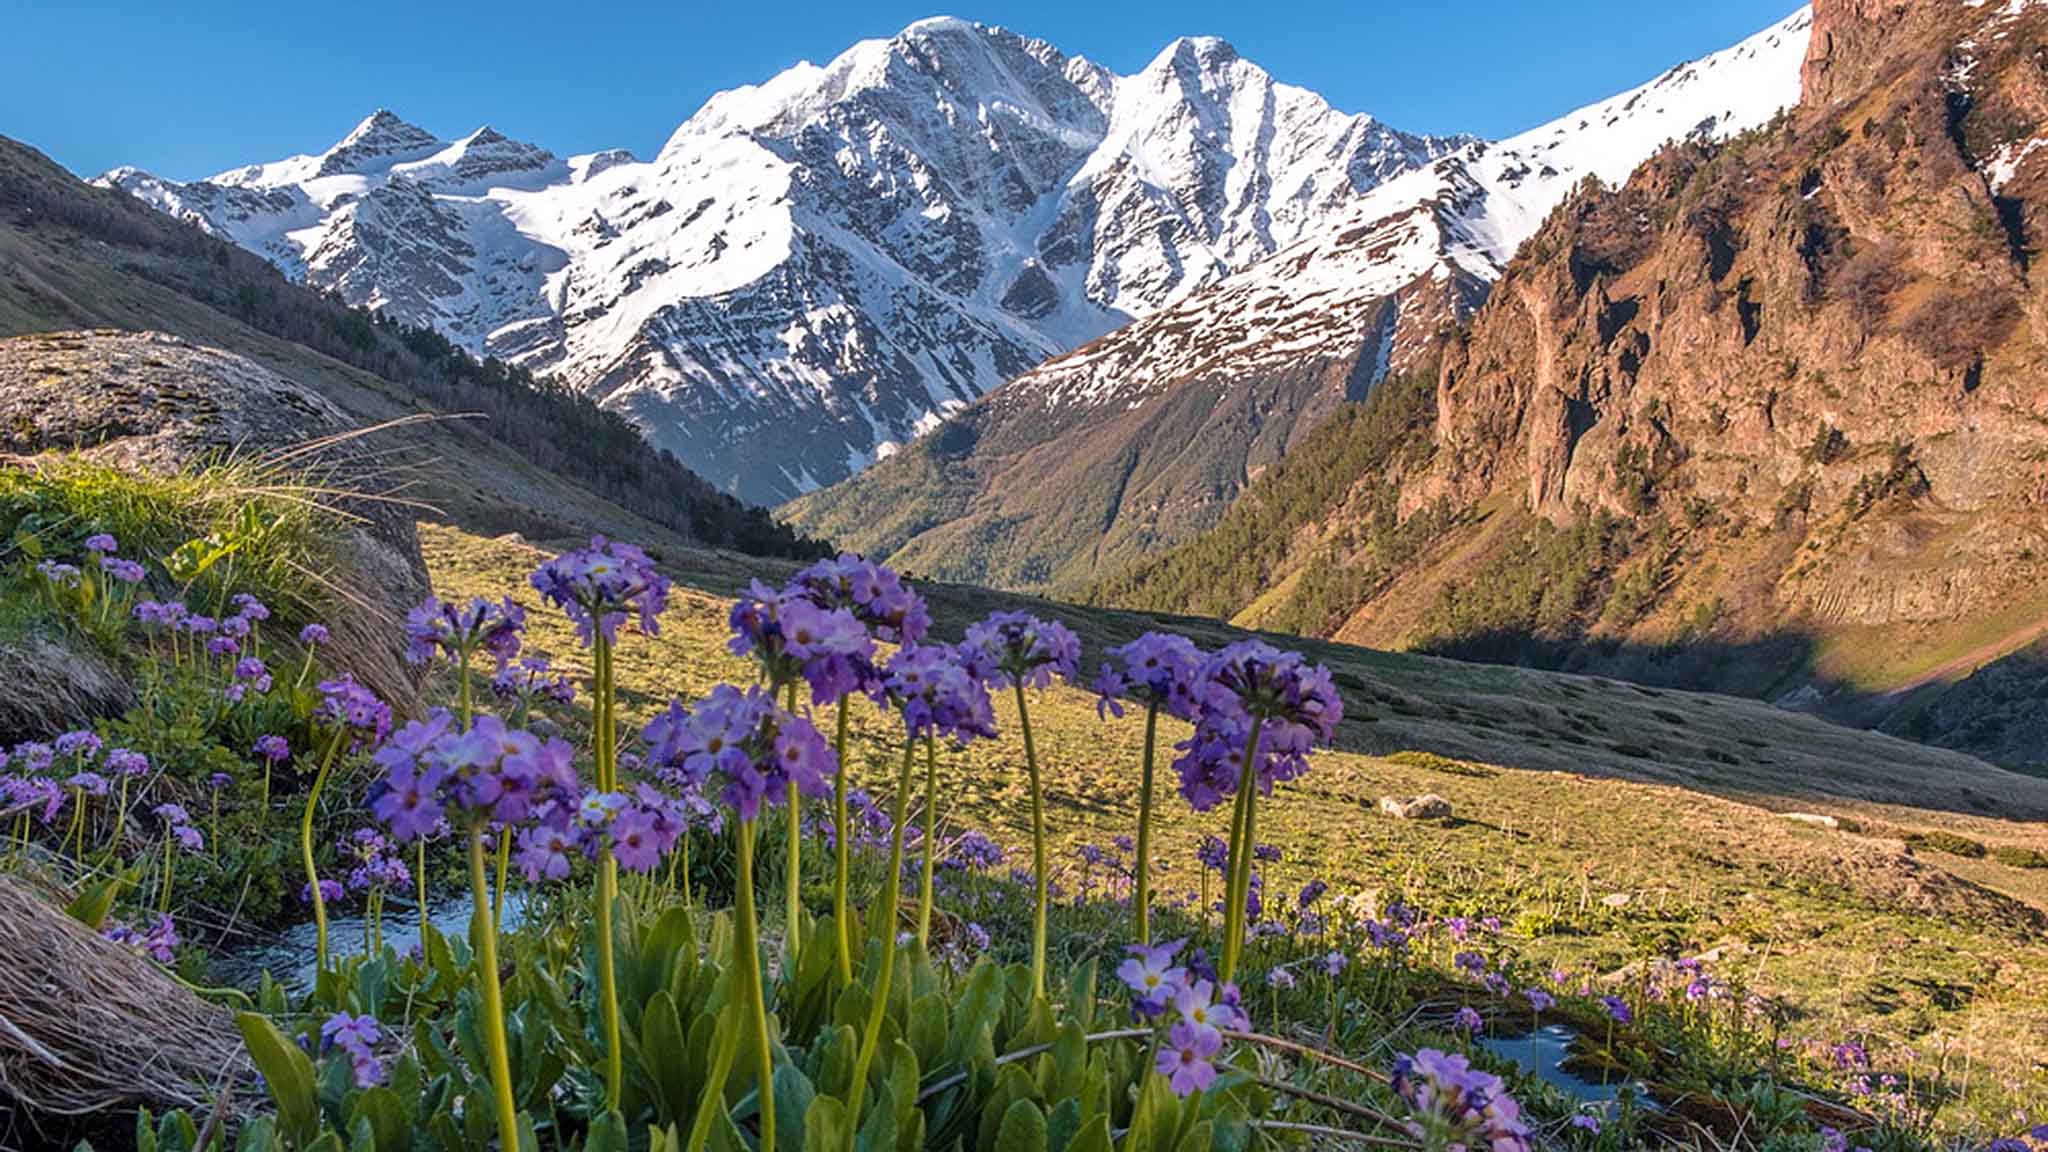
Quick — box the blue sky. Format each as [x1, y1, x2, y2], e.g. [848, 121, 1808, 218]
[12, 0, 1802, 180]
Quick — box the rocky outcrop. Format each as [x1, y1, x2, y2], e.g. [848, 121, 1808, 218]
[0, 330, 430, 713]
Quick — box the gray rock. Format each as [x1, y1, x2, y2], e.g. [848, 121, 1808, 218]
[1378, 793, 1453, 820]
[0, 330, 428, 716]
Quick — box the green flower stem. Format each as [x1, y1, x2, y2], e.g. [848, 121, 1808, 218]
[466, 821, 522, 1152]
[1133, 702, 1159, 945]
[493, 832, 510, 930]
[302, 727, 347, 975]
[158, 829, 175, 913]
[734, 817, 776, 1152]
[783, 682, 802, 969]
[416, 839, 429, 944]
[1219, 715, 1265, 984]
[915, 732, 939, 952]
[844, 735, 918, 1151]
[592, 632, 625, 1111]
[1015, 681, 1049, 1001]
[831, 697, 852, 985]
[64, 791, 86, 861]
[111, 776, 133, 858]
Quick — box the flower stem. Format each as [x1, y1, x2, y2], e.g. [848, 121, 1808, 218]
[1015, 681, 1048, 1002]
[783, 682, 802, 969]
[831, 697, 852, 985]
[915, 731, 939, 952]
[844, 736, 917, 1150]
[493, 832, 509, 930]
[1134, 703, 1159, 945]
[735, 818, 776, 1152]
[302, 727, 347, 976]
[416, 839, 429, 944]
[591, 632, 624, 1111]
[467, 823, 522, 1152]
[1220, 716, 1265, 984]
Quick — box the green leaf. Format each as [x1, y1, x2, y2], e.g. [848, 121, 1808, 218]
[236, 1013, 319, 1149]
[641, 991, 693, 1126]
[801, 1098, 849, 1152]
[585, 1111, 630, 1152]
[1064, 960, 1097, 1031]
[65, 873, 125, 931]
[906, 993, 947, 1070]
[1046, 1098, 1081, 1152]
[1065, 1115, 1112, 1152]
[995, 1099, 1047, 1152]
[772, 1062, 817, 1149]
[640, 907, 695, 1006]
[1173, 1120, 1212, 1152]
[345, 1087, 409, 1152]
[684, 1006, 742, 1152]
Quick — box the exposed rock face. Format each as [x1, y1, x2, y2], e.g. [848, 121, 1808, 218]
[1428, 0, 2046, 614]
[786, 9, 1814, 593]
[0, 331, 430, 712]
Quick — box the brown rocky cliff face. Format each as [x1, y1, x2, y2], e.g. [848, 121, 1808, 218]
[1399, 0, 2048, 716]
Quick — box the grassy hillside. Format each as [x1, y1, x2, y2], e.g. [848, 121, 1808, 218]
[424, 521, 2048, 1135]
[0, 135, 816, 560]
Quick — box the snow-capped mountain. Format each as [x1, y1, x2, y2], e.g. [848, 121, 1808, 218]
[1000, 5, 1816, 420]
[782, 7, 1815, 593]
[101, 19, 1468, 503]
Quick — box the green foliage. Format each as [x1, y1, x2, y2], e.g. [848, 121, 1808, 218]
[1416, 513, 1625, 651]
[1089, 357, 1442, 622]
[1903, 830, 1987, 859]
[1991, 844, 2047, 869]
[0, 455, 333, 628]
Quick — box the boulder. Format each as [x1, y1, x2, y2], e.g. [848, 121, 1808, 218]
[1378, 793, 1453, 820]
[1781, 812, 1841, 829]
[0, 330, 428, 720]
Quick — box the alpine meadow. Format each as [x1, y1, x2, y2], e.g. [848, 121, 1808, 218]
[1, 3, 2046, 1152]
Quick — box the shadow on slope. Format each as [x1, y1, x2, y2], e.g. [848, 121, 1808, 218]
[641, 545, 2048, 825]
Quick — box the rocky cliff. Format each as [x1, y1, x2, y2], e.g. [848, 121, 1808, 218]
[1098, 0, 2048, 764]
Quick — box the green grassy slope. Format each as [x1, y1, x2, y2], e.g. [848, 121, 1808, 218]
[425, 522, 2048, 1134]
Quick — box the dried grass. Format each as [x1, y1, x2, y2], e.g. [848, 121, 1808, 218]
[0, 874, 250, 1118]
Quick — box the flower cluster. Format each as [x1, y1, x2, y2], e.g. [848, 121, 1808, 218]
[728, 580, 875, 702]
[344, 828, 411, 894]
[315, 675, 393, 749]
[320, 1012, 387, 1088]
[787, 553, 931, 646]
[403, 595, 525, 668]
[492, 656, 576, 706]
[1390, 1048, 1531, 1152]
[958, 610, 1080, 689]
[1092, 631, 1203, 720]
[154, 802, 204, 852]
[1, 732, 147, 828]
[641, 684, 838, 821]
[528, 536, 669, 647]
[103, 913, 179, 964]
[878, 645, 996, 742]
[370, 711, 578, 840]
[944, 830, 1006, 872]
[1173, 640, 1343, 811]
[1117, 937, 1248, 1096]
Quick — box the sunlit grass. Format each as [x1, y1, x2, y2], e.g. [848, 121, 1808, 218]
[422, 521, 2048, 1134]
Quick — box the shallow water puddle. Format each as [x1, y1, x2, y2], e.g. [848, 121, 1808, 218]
[214, 891, 529, 993]
[1479, 1023, 1659, 1111]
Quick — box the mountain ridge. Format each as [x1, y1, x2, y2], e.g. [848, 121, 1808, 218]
[101, 20, 1472, 503]
[783, 7, 1815, 593]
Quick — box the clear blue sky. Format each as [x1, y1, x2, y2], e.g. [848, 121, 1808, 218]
[11, 0, 1802, 180]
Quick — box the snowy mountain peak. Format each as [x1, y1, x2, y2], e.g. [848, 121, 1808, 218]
[316, 109, 442, 178]
[101, 12, 1805, 508]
